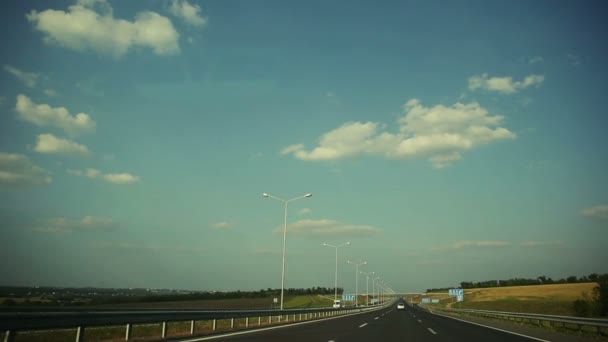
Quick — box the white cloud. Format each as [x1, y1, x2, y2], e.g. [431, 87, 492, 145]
[252, 248, 281, 255]
[211, 221, 232, 229]
[169, 0, 207, 27]
[34, 133, 90, 156]
[581, 205, 608, 220]
[282, 99, 515, 168]
[528, 56, 544, 64]
[432, 240, 511, 251]
[15, 95, 95, 136]
[67, 167, 140, 184]
[34, 216, 118, 234]
[274, 219, 381, 238]
[27, 0, 180, 58]
[102, 173, 140, 184]
[92, 240, 205, 253]
[3, 65, 40, 88]
[0, 152, 52, 189]
[468, 73, 544, 94]
[567, 54, 581, 66]
[519, 240, 563, 248]
[44, 89, 59, 97]
[298, 208, 312, 215]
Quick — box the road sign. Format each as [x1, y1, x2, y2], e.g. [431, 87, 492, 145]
[431, 299, 440, 303]
[449, 288, 464, 296]
[342, 294, 355, 301]
[457, 295, 464, 302]
[422, 298, 431, 303]
[273, 298, 278, 303]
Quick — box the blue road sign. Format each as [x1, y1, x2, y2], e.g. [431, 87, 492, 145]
[342, 294, 355, 301]
[457, 295, 464, 302]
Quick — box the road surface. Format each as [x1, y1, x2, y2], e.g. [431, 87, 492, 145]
[179, 301, 549, 342]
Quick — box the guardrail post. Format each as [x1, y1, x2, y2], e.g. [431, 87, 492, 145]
[125, 323, 131, 341]
[258, 316, 261, 326]
[5, 330, 15, 342]
[212, 319, 216, 331]
[161, 322, 167, 338]
[75, 326, 84, 342]
[230, 318, 234, 329]
[246, 317, 249, 327]
[268, 315, 271, 324]
[190, 320, 195, 335]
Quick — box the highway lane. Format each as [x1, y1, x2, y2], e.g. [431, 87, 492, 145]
[184, 301, 547, 342]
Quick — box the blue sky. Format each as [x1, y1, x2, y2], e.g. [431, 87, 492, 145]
[0, 0, 607, 293]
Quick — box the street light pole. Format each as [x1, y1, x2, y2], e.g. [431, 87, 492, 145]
[372, 277, 380, 305]
[323, 242, 351, 303]
[360, 271, 374, 306]
[262, 192, 312, 310]
[347, 260, 367, 307]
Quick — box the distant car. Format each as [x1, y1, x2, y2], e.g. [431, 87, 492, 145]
[333, 300, 341, 308]
[397, 303, 405, 310]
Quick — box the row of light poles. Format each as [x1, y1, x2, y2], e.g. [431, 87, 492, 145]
[262, 192, 391, 309]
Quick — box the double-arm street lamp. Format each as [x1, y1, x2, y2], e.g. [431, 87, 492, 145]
[323, 242, 351, 302]
[360, 271, 374, 306]
[262, 192, 312, 310]
[347, 260, 367, 307]
[372, 277, 380, 305]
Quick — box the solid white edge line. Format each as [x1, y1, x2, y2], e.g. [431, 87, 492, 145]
[428, 311, 551, 342]
[427, 328, 437, 335]
[359, 323, 368, 328]
[176, 306, 386, 341]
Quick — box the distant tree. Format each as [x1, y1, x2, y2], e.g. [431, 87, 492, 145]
[567, 276, 578, 283]
[592, 274, 608, 316]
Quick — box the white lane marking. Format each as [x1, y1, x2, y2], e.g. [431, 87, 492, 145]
[428, 311, 551, 342]
[417, 319, 422, 323]
[374, 316, 379, 320]
[178, 306, 385, 341]
[359, 323, 368, 328]
[428, 328, 437, 335]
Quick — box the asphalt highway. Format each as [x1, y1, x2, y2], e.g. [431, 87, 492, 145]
[183, 301, 548, 342]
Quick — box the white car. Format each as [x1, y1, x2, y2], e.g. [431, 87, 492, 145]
[333, 300, 342, 308]
[397, 303, 405, 310]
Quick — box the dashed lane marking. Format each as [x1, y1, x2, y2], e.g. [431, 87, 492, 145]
[359, 323, 368, 328]
[417, 319, 422, 323]
[428, 328, 437, 335]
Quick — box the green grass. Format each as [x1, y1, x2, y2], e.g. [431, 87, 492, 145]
[456, 298, 577, 316]
[283, 295, 333, 308]
[10, 295, 336, 342]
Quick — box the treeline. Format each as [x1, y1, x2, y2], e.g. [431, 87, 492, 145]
[1, 286, 345, 306]
[90, 287, 343, 305]
[426, 273, 605, 292]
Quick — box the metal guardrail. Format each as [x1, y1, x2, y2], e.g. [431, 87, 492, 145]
[420, 304, 608, 336]
[1, 302, 392, 342]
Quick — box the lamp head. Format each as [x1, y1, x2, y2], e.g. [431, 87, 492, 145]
[262, 193, 269, 197]
[305, 193, 312, 197]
